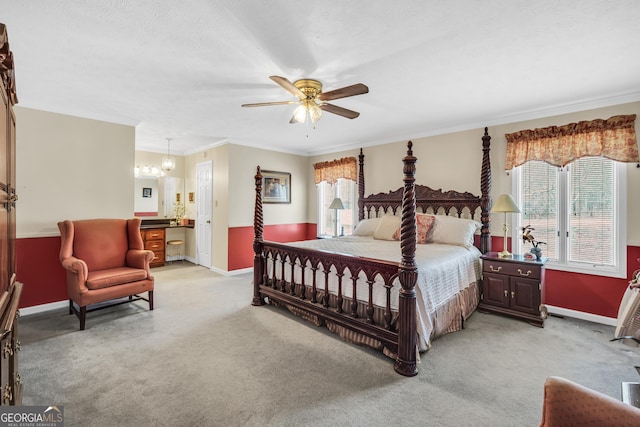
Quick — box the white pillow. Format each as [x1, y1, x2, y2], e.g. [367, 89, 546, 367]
[373, 215, 401, 241]
[430, 215, 481, 247]
[352, 218, 381, 236]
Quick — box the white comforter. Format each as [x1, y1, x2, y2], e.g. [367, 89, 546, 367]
[276, 235, 481, 350]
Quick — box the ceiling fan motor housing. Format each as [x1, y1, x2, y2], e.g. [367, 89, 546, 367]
[293, 79, 322, 100]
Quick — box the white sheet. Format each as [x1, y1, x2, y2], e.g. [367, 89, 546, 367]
[266, 235, 481, 351]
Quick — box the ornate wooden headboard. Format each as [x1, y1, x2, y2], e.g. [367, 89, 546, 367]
[361, 185, 482, 219]
[356, 128, 492, 253]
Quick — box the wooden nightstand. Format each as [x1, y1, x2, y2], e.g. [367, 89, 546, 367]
[479, 252, 547, 327]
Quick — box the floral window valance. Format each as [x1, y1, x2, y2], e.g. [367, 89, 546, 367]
[504, 114, 639, 170]
[313, 156, 357, 185]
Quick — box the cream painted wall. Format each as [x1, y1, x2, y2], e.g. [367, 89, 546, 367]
[15, 107, 135, 237]
[308, 102, 640, 245]
[227, 144, 309, 227]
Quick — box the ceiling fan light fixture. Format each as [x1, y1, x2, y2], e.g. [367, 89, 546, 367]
[293, 104, 307, 123]
[309, 103, 322, 123]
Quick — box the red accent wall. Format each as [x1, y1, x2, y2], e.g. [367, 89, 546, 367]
[228, 223, 317, 271]
[14, 232, 639, 319]
[16, 236, 67, 308]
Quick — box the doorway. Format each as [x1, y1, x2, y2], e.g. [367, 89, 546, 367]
[196, 160, 212, 268]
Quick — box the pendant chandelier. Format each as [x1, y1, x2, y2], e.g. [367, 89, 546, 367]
[161, 138, 175, 172]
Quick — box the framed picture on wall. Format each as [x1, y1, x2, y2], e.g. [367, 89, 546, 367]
[262, 170, 291, 204]
[142, 187, 152, 198]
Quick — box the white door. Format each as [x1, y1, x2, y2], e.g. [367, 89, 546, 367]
[196, 161, 213, 268]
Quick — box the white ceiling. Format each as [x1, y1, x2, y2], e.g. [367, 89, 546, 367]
[4, 1, 640, 156]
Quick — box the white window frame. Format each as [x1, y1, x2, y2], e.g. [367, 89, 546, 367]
[511, 159, 627, 278]
[317, 179, 357, 237]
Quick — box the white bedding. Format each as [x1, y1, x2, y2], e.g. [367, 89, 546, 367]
[267, 235, 481, 351]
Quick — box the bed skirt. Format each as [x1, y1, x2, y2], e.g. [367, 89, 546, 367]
[267, 281, 480, 358]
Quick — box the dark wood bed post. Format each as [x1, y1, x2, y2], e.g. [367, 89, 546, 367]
[358, 148, 365, 221]
[252, 166, 265, 306]
[394, 141, 418, 377]
[480, 127, 492, 254]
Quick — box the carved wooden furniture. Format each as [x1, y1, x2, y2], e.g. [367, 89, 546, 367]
[0, 23, 22, 405]
[479, 252, 547, 327]
[141, 228, 166, 267]
[58, 218, 155, 330]
[252, 129, 492, 376]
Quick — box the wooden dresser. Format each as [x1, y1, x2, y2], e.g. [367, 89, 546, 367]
[479, 252, 547, 327]
[141, 228, 165, 267]
[0, 24, 22, 405]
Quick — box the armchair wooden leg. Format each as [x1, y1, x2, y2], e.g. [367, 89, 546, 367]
[79, 306, 86, 330]
[148, 290, 154, 311]
[68, 299, 73, 315]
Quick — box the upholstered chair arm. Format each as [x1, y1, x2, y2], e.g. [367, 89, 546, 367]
[539, 376, 640, 426]
[60, 256, 89, 291]
[126, 249, 154, 271]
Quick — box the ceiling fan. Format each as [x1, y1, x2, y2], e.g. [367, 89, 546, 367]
[241, 76, 369, 124]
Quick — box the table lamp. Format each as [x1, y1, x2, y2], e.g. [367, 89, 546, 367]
[328, 197, 345, 236]
[491, 194, 521, 258]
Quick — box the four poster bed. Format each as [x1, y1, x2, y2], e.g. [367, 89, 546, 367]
[252, 128, 493, 376]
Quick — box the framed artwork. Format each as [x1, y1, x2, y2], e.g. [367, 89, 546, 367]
[262, 170, 291, 204]
[188, 192, 195, 202]
[142, 187, 152, 198]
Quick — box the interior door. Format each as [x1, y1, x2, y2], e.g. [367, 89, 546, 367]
[196, 161, 212, 268]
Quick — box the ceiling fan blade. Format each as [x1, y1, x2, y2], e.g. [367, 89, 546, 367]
[241, 101, 298, 107]
[320, 103, 360, 119]
[269, 76, 305, 99]
[318, 83, 369, 101]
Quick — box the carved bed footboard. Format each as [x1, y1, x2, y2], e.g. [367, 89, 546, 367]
[257, 241, 401, 354]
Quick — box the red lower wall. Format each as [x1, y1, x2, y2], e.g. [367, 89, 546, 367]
[228, 223, 317, 271]
[16, 236, 67, 308]
[15, 229, 640, 319]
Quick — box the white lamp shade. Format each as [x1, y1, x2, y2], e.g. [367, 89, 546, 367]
[329, 197, 345, 210]
[491, 194, 521, 213]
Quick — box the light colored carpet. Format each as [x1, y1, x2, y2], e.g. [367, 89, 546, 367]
[19, 264, 640, 426]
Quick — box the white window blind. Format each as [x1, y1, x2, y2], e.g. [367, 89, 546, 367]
[317, 178, 356, 237]
[520, 161, 559, 261]
[516, 157, 625, 277]
[567, 157, 615, 266]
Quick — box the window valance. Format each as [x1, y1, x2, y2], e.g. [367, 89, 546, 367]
[504, 114, 639, 170]
[313, 157, 357, 185]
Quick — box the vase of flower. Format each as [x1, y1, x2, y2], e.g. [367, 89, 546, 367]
[522, 225, 546, 261]
[530, 246, 542, 260]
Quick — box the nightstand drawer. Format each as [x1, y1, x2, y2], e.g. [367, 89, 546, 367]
[483, 260, 541, 280]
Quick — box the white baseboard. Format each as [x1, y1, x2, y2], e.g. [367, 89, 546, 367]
[20, 300, 68, 317]
[546, 305, 617, 327]
[210, 266, 252, 276]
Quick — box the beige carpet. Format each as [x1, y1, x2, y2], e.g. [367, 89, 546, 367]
[19, 264, 640, 426]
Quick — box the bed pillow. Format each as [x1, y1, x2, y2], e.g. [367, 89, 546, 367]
[373, 215, 401, 241]
[430, 215, 481, 247]
[352, 218, 381, 236]
[391, 213, 436, 244]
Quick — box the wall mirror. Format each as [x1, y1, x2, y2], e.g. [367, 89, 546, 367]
[134, 176, 184, 219]
[163, 177, 185, 219]
[134, 177, 159, 216]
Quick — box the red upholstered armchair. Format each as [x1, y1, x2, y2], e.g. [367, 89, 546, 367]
[58, 218, 155, 330]
[540, 376, 640, 426]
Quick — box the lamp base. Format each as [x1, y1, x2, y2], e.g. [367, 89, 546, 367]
[497, 250, 513, 258]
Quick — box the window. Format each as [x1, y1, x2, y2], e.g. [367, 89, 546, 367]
[317, 178, 356, 237]
[514, 157, 626, 278]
